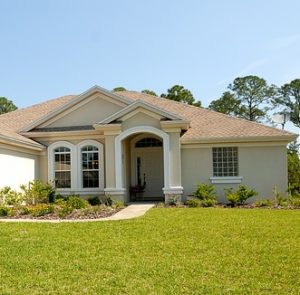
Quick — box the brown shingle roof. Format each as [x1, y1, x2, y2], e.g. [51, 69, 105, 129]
[0, 90, 296, 149]
[115, 91, 297, 141]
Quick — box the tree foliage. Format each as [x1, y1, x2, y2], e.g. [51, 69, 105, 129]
[287, 143, 300, 195]
[113, 87, 126, 92]
[0, 97, 17, 114]
[228, 76, 276, 122]
[209, 91, 240, 115]
[207, 76, 275, 122]
[272, 79, 300, 128]
[141, 89, 157, 96]
[161, 85, 201, 107]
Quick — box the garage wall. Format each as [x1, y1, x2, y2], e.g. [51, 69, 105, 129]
[0, 147, 39, 190]
[181, 144, 288, 203]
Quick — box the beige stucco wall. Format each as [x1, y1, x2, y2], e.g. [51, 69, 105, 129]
[122, 112, 161, 131]
[45, 96, 122, 128]
[181, 144, 288, 203]
[0, 145, 40, 190]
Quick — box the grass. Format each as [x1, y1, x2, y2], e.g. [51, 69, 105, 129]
[0, 208, 300, 294]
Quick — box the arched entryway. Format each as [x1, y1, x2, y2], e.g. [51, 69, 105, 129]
[115, 126, 170, 202]
[130, 135, 164, 201]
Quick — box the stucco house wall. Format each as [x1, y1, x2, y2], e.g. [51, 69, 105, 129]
[0, 145, 39, 190]
[181, 144, 288, 202]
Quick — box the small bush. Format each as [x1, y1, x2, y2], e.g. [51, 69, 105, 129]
[290, 198, 300, 208]
[0, 186, 23, 206]
[28, 204, 54, 217]
[18, 206, 30, 216]
[101, 195, 114, 206]
[87, 196, 101, 206]
[201, 198, 217, 207]
[226, 185, 258, 207]
[66, 196, 88, 210]
[254, 199, 272, 207]
[113, 201, 125, 209]
[167, 195, 180, 207]
[225, 189, 240, 207]
[273, 187, 288, 207]
[20, 180, 55, 205]
[57, 206, 74, 219]
[0, 206, 9, 216]
[185, 198, 201, 208]
[194, 184, 216, 201]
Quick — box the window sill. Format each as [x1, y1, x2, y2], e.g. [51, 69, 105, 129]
[210, 176, 243, 184]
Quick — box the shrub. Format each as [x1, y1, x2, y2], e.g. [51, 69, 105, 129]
[273, 187, 288, 207]
[185, 198, 201, 208]
[28, 204, 54, 217]
[254, 199, 272, 207]
[236, 185, 258, 204]
[100, 195, 114, 206]
[0, 206, 9, 217]
[66, 196, 88, 210]
[194, 184, 216, 201]
[57, 206, 74, 219]
[0, 186, 23, 206]
[87, 196, 101, 206]
[201, 198, 217, 207]
[113, 201, 125, 209]
[226, 185, 258, 207]
[18, 206, 30, 216]
[167, 195, 180, 207]
[290, 197, 300, 208]
[20, 180, 55, 205]
[225, 189, 240, 207]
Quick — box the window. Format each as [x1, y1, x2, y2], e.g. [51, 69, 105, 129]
[54, 146, 71, 188]
[81, 145, 99, 188]
[212, 147, 238, 177]
[135, 137, 162, 148]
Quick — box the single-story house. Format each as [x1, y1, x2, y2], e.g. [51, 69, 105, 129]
[0, 86, 297, 203]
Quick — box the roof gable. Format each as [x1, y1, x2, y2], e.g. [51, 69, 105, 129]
[98, 100, 184, 125]
[21, 85, 133, 132]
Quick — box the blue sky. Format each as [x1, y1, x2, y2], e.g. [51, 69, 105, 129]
[0, 0, 299, 134]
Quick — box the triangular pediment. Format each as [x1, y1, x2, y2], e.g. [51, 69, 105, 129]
[97, 100, 184, 125]
[21, 85, 133, 132]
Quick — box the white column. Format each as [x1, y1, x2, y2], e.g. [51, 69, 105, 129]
[163, 130, 183, 199]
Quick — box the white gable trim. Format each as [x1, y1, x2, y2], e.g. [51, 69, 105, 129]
[98, 100, 184, 124]
[21, 85, 133, 132]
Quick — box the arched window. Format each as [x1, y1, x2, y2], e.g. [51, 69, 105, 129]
[81, 145, 99, 188]
[54, 146, 71, 188]
[135, 137, 162, 148]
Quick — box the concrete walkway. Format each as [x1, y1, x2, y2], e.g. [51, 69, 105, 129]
[0, 203, 156, 223]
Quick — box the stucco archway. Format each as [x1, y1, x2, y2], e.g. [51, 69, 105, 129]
[115, 126, 170, 194]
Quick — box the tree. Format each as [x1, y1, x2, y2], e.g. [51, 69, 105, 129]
[161, 85, 201, 107]
[287, 143, 300, 195]
[208, 91, 240, 115]
[272, 79, 300, 128]
[0, 97, 17, 115]
[228, 76, 276, 122]
[113, 87, 126, 92]
[141, 89, 157, 96]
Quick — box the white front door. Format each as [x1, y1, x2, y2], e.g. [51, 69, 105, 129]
[135, 148, 164, 198]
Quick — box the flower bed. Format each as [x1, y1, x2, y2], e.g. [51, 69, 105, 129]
[0, 181, 124, 220]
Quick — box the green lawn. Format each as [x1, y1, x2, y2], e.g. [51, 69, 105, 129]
[0, 208, 300, 294]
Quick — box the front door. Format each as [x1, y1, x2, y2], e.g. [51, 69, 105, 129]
[134, 148, 164, 198]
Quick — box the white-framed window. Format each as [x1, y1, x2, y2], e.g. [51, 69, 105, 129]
[54, 146, 71, 188]
[212, 147, 238, 177]
[48, 141, 75, 190]
[77, 140, 104, 191]
[48, 140, 104, 192]
[81, 145, 99, 188]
